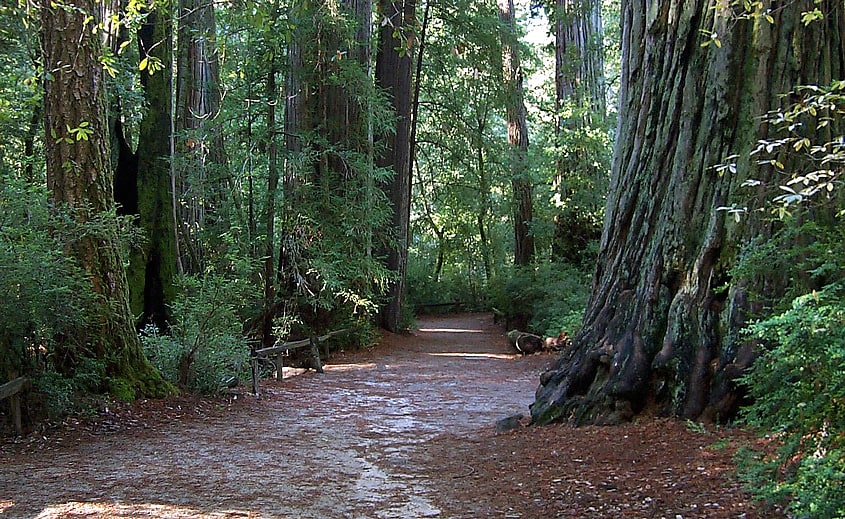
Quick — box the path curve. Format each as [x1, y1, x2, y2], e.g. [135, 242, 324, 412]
[1, 313, 549, 518]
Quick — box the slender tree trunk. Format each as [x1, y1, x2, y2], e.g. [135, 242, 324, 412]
[475, 117, 493, 281]
[497, 0, 534, 267]
[23, 103, 41, 183]
[41, 0, 170, 397]
[263, 15, 279, 347]
[133, 4, 179, 330]
[532, 0, 845, 425]
[375, 0, 416, 331]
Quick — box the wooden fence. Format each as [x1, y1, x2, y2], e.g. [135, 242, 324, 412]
[1, 376, 28, 436]
[250, 329, 350, 396]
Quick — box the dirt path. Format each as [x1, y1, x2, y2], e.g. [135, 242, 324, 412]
[1, 313, 771, 518]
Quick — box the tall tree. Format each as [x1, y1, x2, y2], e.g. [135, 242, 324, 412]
[130, 3, 179, 329]
[497, 0, 534, 266]
[279, 0, 386, 327]
[554, 0, 604, 117]
[263, 0, 281, 347]
[175, 0, 228, 273]
[551, 0, 606, 263]
[41, 0, 170, 397]
[532, 1, 845, 425]
[375, 0, 416, 331]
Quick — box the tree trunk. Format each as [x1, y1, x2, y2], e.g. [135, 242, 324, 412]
[497, 0, 534, 267]
[263, 10, 279, 347]
[554, 0, 604, 119]
[132, 4, 179, 330]
[41, 0, 170, 398]
[532, 0, 845, 425]
[551, 0, 605, 262]
[375, 0, 416, 331]
[175, 0, 227, 273]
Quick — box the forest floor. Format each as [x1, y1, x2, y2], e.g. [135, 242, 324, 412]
[0, 313, 780, 519]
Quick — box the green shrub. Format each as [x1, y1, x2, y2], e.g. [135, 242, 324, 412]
[488, 263, 592, 337]
[141, 274, 252, 394]
[0, 174, 107, 422]
[737, 286, 845, 518]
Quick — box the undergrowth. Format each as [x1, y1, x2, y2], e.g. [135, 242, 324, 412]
[737, 286, 845, 518]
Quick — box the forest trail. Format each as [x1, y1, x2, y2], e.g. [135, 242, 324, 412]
[0, 313, 771, 518]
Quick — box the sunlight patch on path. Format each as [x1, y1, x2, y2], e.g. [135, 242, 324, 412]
[33, 502, 256, 518]
[417, 328, 484, 333]
[428, 352, 517, 360]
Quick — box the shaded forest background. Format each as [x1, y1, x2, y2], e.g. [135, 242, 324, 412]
[1, 0, 844, 516]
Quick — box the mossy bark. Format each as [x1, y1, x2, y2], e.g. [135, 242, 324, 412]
[129, 4, 179, 330]
[532, 0, 845, 425]
[42, 0, 173, 399]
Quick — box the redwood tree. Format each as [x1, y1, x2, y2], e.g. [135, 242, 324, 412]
[551, 0, 605, 263]
[375, 0, 416, 331]
[532, 1, 845, 425]
[130, 3, 179, 329]
[498, 0, 534, 267]
[175, 0, 228, 273]
[41, 0, 170, 397]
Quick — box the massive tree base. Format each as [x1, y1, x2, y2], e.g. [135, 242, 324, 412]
[530, 1, 844, 426]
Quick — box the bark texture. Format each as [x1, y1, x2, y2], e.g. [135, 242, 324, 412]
[498, 0, 534, 267]
[532, 0, 845, 425]
[132, 5, 179, 329]
[175, 0, 227, 273]
[41, 0, 170, 397]
[554, 0, 604, 117]
[551, 0, 605, 263]
[375, 0, 416, 331]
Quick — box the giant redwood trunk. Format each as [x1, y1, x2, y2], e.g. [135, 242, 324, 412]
[41, 0, 170, 398]
[375, 0, 416, 332]
[532, 1, 845, 425]
[554, 0, 604, 119]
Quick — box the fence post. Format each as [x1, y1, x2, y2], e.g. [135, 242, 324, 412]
[275, 352, 284, 380]
[251, 358, 259, 397]
[309, 337, 324, 373]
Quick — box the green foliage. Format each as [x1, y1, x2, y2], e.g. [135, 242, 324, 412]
[717, 81, 844, 220]
[141, 273, 253, 394]
[488, 262, 592, 337]
[0, 173, 112, 419]
[730, 219, 844, 314]
[406, 253, 487, 311]
[737, 287, 845, 518]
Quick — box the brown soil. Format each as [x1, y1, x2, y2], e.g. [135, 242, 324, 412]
[0, 313, 777, 518]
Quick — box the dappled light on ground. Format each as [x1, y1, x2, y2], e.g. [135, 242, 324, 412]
[33, 502, 256, 518]
[1, 314, 775, 518]
[417, 327, 484, 334]
[427, 352, 517, 360]
[324, 362, 377, 372]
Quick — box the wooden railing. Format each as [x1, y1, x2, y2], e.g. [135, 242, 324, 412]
[250, 329, 350, 396]
[1, 376, 28, 436]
